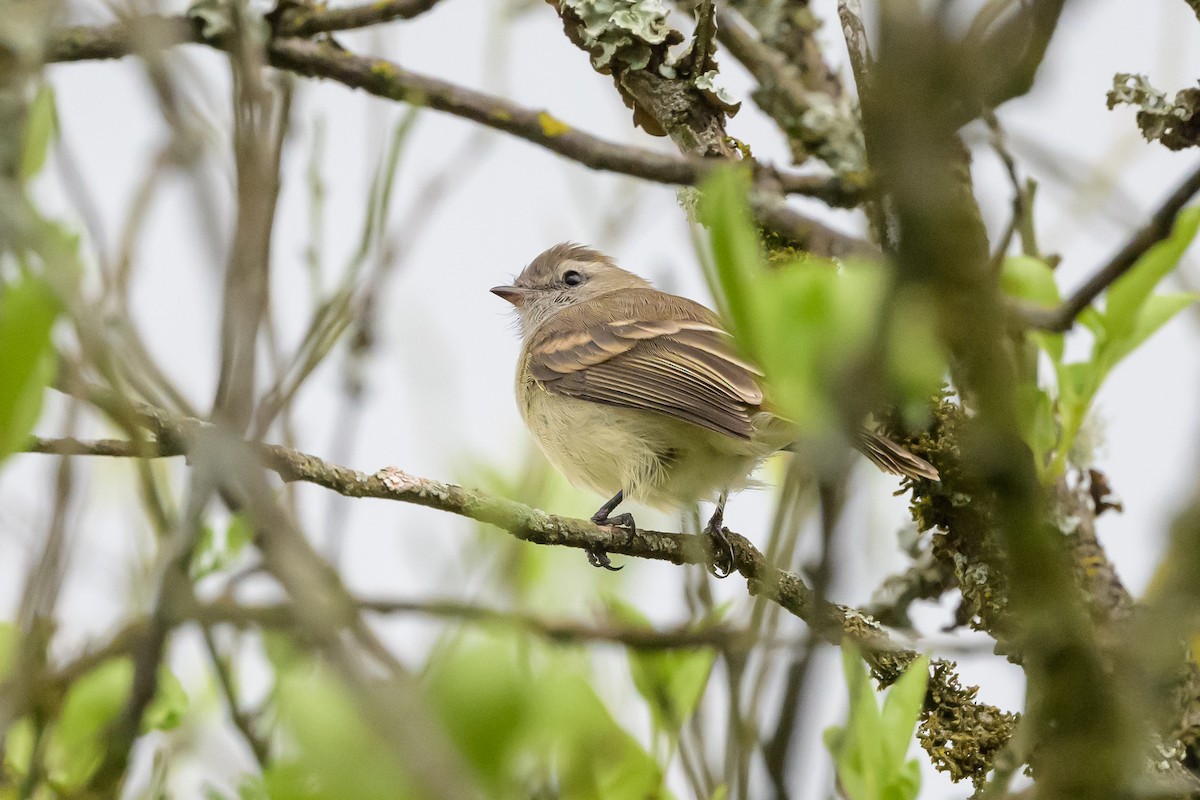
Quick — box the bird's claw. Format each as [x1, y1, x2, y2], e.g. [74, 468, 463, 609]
[587, 512, 636, 572]
[705, 521, 736, 579]
[586, 547, 623, 571]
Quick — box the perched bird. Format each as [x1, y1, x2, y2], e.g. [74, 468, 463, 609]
[492, 243, 938, 575]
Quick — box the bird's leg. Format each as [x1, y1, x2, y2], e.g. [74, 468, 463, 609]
[704, 493, 735, 579]
[588, 490, 636, 571]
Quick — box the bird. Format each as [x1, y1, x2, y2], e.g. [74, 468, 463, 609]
[492, 243, 939, 576]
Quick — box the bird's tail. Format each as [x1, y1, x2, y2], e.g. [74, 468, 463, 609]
[855, 430, 940, 481]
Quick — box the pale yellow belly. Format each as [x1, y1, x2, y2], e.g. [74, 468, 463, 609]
[517, 370, 774, 509]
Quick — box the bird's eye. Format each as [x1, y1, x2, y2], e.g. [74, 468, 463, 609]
[563, 270, 584, 286]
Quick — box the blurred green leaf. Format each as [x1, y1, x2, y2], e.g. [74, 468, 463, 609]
[1002, 256, 1065, 364]
[698, 166, 759, 342]
[1056, 361, 1097, 413]
[266, 660, 418, 800]
[144, 667, 189, 731]
[1078, 306, 1106, 338]
[537, 671, 672, 800]
[0, 275, 60, 463]
[879, 657, 929, 766]
[886, 287, 948, 420]
[1015, 383, 1057, 471]
[46, 659, 190, 788]
[825, 645, 926, 800]
[1105, 206, 1200, 342]
[603, 597, 715, 736]
[1102, 291, 1197, 369]
[1002, 255, 1061, 307]
[4, 718, 34, 782]
[428, 628, 674, 799]
[191, 513, 255, 580]
[424, 635, 533, 792]
[702, 168, 918, 433]
[49, 659, 129, 786]
[0, 622, 18, 680]
[21, 86, 56, 181]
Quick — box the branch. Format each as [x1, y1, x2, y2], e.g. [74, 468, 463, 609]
[44, 24, 861, 209]
[194, 597, 748, 650]
[45, 0, 449, 58]
[273, 0, 449, 37]
[28, 418, 1016, 782]
[1023, 163, 1200, 331]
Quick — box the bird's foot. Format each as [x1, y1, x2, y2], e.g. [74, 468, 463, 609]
[703, 510, 735, 579]
[587, 510, 636, 572]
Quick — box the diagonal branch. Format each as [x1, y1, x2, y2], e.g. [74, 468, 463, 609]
[44, 23, 861, 208]
[1023, 162, 1200, 331]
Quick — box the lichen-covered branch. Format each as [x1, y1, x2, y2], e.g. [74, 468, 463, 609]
[28, 410, 1016, 782]
[44, 21, 861, 209]
[712, 6, 864, 172]
[548, 0, 737, 157]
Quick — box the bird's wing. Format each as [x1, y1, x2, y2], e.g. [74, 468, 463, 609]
[526, 289, 763, 439]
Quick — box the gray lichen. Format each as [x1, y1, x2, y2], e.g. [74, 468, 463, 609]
[694, 69, 741, 115]
[561, 0, 673, 72]
[797, 91, 865, 174]
[1108, 73, 1200, 150]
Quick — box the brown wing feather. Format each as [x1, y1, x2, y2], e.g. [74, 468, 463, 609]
[527, 289, 762, 440]
[855, 430, 940, 481]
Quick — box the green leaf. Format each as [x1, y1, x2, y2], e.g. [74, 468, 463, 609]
[1001, 256, 1061, 307]
[0, 623, 18, 680]
[424, 635, 533, 791]
[1001, 257, 1065, 363]
[143, 667, 189, 732]
[1056, 361, 1098, 413]
[879, 656, 929, 767]
[266, 659, 418, 800]
[698, 166, 762, 349]
[1103, 292, 1198, 368]
[45, 659, 190, 788]
[537, 671, 672, 800]
[21, 86, 57, 181]
[1105, 206, 1200, 341]
[825, 645, 925, 800]
[0, 275, 60, 463]
[1015, 383, 1057, 466]
[886, 287, 949, 418]
[603, 597, 715, 736]
[49, 659, 130, 787]
[191, 513, 255, 579]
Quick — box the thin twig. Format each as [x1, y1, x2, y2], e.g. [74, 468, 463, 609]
[274, 0, 449, 36]
[200, 625, 271, 767]
[1024, 163, 1200, 331]
[196, 597, 746, 650]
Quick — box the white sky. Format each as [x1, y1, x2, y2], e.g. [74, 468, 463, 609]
[5, 0, 1200, 796]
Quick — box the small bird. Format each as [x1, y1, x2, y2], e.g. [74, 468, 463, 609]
[492, 243, 938, 576]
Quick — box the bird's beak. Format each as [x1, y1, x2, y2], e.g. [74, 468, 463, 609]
[491, 285, 532, 307]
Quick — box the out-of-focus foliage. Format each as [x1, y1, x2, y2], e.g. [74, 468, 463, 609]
[0, 86, 66, 465]
[1001, 208, 1200, 478]
[191, 513, 255, 580]
[249, 628, 679, 800]
[825, 645, 928, 800]
[699, 167, 946, 432]
[4, 653, 188, 791]
[604, 596, 716, 737]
